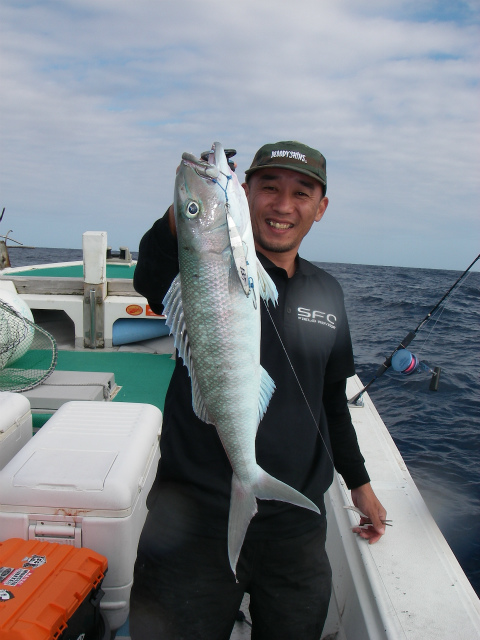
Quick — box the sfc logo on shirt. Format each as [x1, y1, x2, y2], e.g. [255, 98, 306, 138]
[297, 307, 337, 329]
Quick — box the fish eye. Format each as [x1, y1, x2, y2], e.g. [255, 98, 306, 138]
[185, 201, 200, 218]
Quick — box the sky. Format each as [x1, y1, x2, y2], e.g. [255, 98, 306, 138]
[0, 0, 479, 271]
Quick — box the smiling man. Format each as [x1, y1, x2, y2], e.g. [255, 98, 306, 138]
[130, 140, 386, 640]
[244, 143, 329, 275]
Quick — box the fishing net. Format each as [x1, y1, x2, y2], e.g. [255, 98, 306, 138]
[0, 299, 57, 392]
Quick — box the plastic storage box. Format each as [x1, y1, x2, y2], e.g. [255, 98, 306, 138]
[0, 400, 162, 630]
[0, 392, 32, 470]
[0, 537, 108, 639]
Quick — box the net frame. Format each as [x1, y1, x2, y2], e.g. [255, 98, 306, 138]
[0, 299, 58, 392]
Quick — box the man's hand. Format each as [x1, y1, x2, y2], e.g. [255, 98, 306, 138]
[351, 482, 387, 544]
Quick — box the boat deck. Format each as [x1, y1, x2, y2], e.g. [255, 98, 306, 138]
[19, 308, 172, 428]
[30, 344, 175, 428]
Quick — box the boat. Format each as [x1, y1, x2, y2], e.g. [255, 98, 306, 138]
[1, 232, 479, 640]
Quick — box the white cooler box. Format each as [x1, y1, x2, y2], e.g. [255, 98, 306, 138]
[0, 400, 162, 630]
[0, 391, 32, 469]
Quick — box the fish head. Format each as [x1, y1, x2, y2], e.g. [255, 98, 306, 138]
[174, 142, 251, 253]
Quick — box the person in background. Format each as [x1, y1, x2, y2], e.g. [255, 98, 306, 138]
[130, 140, 387, 640]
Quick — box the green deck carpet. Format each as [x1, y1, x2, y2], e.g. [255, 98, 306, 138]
[8, 263, 136, 279]
[32, 350, 175, 430]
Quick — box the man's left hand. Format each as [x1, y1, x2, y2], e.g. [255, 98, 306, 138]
[350, 482, 387, 544]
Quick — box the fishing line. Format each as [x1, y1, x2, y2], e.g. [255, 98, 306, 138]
[193, 164, 232, 201]
[262, 298, 335, 467]
[416, 268, 473, 354]
[414, 300, 450, 361]
[416, 306, 445, 353]
[349, 253, 480, 404]
[212, 172, 232, 203]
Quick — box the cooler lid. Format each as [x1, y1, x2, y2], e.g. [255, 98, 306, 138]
[13, 449, 118, 491]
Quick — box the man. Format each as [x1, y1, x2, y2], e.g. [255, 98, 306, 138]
[130, 141, 386, 640]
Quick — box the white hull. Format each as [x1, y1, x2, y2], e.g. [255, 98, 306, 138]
[321, 376, 480, 639]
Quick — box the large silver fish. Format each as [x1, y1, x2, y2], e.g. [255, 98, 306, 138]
[163, 142, 319, 575]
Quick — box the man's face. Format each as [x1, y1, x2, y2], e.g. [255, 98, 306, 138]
[243, 168, 328, 256]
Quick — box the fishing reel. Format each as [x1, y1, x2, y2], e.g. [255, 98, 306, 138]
[391, 349, 441, 391]
[201, 148, 237, 171]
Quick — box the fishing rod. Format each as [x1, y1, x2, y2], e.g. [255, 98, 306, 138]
[348, 252, 480, 405]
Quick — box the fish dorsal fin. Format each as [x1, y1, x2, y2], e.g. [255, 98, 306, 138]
[256, 258, 278, 306]
[163, 275, 214, 425]
[258, 366, 275, 425]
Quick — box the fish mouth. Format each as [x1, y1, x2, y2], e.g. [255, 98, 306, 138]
[181, 143, 234, 183]
[266, 219, 294, 230]
[181, 151, 220, 179]
[184, 141, 235, 175]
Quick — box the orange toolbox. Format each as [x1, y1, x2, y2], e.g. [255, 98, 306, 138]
[0, 538, 108, 639]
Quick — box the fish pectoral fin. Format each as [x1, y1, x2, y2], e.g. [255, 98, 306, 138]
[254, 469, 320, 515]
[256, 258, 278, 306]
[163, 275, 192, 369]
[258, 367, 275, 424]
[228, 474, 258, 576]
[162, 274, 214, 425]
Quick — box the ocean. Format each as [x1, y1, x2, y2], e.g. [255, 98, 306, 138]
[6, 246, 480, 597]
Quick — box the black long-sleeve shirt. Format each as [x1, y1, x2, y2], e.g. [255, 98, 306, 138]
[134, 210, 370, 539]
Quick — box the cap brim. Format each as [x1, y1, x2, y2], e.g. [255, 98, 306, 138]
[244, 164, 326, 188]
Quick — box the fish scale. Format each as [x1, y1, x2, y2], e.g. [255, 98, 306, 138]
[180, 256, 260, 472]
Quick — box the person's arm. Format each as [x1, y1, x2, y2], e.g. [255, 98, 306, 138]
[324, 379, 369, 487]
[133, 205, 179, 314]
[323, 379, 386, 543]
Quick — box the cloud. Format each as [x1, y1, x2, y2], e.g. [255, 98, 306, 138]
[0, 0, 478, 269]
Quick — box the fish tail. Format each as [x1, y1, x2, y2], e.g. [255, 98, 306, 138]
[228, 468, 320, 576]
[228, 473, 258, 578]
[254, 469, 321, 514]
